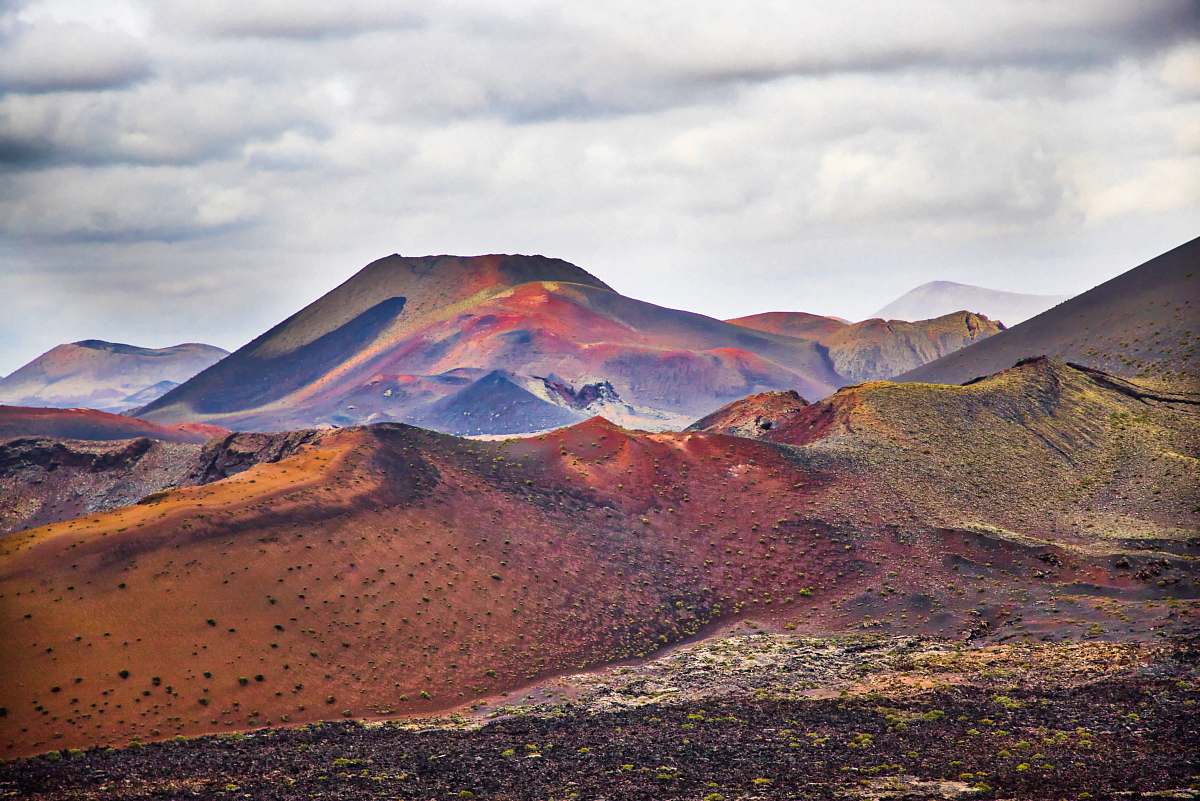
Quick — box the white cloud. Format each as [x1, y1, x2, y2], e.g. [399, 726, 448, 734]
[1159, 42, 1200, 95]
[0, 165, 262, 240]
[155, 0, 425, 39]
[0, 0, 1197, 373]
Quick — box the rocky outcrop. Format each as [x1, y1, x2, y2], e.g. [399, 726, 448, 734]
[686, 389, 810, 438]
[0, 429, 328, 535]
[539, 376, 623, 410]
[186, 430, 329, 484]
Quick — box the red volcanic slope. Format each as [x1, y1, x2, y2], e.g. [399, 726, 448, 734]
[331, 282, 838, 414]
[139, 256, 842, 432]
[2, 358, 1197, 756]
[0, 405, 228, 444]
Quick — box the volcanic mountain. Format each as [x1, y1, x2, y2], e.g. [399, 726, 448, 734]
[899, 237, 1200, 388]
[727, 310, 1003, 381]
[873, 280, 1068, 326]
[3, 357, 1195, 756]
[0, 341, 228, 412]
[136, 254, 847, 433]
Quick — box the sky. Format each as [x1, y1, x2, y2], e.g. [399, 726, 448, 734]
[1, 1, 1198, 374]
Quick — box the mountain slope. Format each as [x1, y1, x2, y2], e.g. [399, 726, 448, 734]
[0, 341, 228, 412]
[873, 280, 1067, 326]
[727, 310, 1003, 381]
[899, 238, 1200, 387]
[139, 255, 844, 432]
[2, 359, 1196, 756]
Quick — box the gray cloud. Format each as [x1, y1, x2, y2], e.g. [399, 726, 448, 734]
[0, 19, 151, 93]
[0, 0, 1197, 374]
[156, 1, 425, 40]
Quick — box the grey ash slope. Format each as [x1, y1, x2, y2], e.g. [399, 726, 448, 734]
[899, 237, 1200, 388]
[411, 370, 584, 436]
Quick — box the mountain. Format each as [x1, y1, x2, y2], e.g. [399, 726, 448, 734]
[138, 254, 844, 432]
[0, 341, 228, 412]
[2, 358, 1195, 756]
[117, 380, 181, 408]
[727, 310, 1003, 381]
[873, 281, 1068, 326]
[899, 237, 1200, 387]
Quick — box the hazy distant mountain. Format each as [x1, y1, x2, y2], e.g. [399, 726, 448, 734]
[873, 281, 1068, 326]
[727, 310, 1003, 382]
[0, 340, 228, 411]
[138, 253, 845, 433]
[900, 237, 1199, 387]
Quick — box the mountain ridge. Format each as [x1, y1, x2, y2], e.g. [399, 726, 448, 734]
[726, 309, 1003, 381]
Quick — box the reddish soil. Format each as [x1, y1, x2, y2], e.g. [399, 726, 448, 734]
[726, 311, 849, 340]
[1, 384, 1195, 756]
[0, 406, 229, 445]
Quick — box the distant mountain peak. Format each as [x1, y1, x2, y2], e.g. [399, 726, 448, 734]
[873, 281, 1068, 326]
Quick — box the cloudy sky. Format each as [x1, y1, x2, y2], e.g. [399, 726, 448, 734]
[1, 0, 1197, 373]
